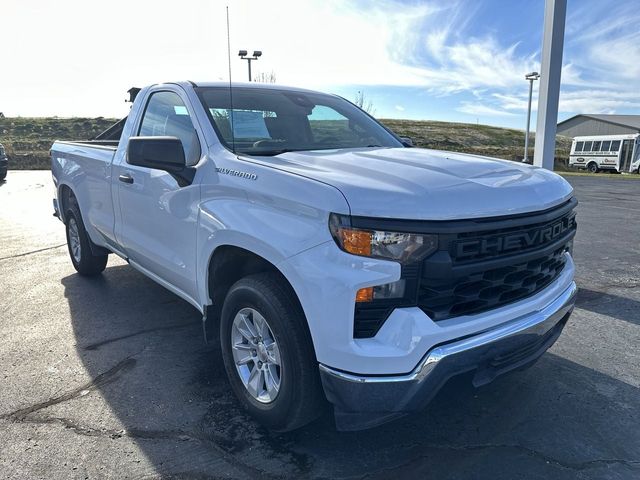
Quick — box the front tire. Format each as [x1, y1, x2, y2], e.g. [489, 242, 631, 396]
[587, 162, 598, 173]
[220, 272, 323, 431]
[65, 204, 108, 276]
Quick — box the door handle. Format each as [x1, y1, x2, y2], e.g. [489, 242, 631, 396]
[119, 174, 134, 184]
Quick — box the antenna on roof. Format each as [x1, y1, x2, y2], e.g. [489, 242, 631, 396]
[226, 6, 236, 154]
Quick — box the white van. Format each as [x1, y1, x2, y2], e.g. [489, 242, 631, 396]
[569, 134, 640, 173]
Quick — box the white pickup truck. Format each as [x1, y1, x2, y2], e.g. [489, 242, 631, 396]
[51, 81, 577, 431]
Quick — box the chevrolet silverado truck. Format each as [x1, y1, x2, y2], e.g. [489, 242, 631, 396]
[51, 82, 577, 431]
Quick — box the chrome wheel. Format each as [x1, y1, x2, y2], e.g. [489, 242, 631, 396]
[231, 307, 281, 403]
[68, 217, 81, 263]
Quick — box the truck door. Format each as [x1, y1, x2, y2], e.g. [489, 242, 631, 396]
[114, 89, 202, 303]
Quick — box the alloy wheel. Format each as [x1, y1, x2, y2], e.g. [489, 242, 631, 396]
[230, 307, 282, 403]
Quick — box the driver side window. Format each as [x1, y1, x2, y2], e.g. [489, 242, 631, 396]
[138, 91, 201, 166]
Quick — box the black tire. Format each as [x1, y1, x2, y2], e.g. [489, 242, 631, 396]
[220, 272, 323, 431]
[0, 170, 6, 181]
[587, 162, 598, 173]
[65, 201, 108, 276]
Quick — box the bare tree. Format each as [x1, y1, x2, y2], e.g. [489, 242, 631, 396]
[354, 91, 376, 116]
[254, 70, 277, 84]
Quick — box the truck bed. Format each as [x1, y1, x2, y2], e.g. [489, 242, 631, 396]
[56, 140, 119, 149]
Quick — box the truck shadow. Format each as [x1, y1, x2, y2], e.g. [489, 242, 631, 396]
[61, 263, 640, 479]
[575, 287, 640, 326]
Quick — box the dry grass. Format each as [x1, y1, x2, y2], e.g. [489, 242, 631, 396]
[0, 117, 117, 169]
[1, 116, 573, 170]
[379, 119, 573, 167]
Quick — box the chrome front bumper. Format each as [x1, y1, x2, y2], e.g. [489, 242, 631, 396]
[319, 282, 577, 431]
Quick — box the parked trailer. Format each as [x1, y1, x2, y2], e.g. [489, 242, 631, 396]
[569, 134, 640, 173]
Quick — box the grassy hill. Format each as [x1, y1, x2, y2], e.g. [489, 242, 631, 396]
[0, 117, 118, 169]
[0, 116, 572, 169]
[381, 119, 572, 163]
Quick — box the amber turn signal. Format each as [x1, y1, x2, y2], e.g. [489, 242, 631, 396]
[356, 287, 374, 302]
[339, 229, 372, 256]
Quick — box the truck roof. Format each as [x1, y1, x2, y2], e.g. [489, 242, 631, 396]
[162, 81, 333, 96]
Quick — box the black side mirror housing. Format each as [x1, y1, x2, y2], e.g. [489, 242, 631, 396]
[127, 136, 195, 186]
[399, 136, 414, 147]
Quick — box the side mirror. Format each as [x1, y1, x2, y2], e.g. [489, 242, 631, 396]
[127, 136, 195, 186]
[399, 136, 414, 147]
[127, 136, 186, 171]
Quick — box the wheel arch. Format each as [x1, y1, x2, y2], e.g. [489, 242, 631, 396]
[203, 245, 311, 352]
[58, 183, 76, 223]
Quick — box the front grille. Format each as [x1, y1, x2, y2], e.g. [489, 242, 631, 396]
[418, 246, 567, 320]
[352, 199, 577, 338]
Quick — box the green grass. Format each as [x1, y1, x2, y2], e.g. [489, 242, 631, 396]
[1, 116, 573, 170]
[0, 117, 118, 169]
[379, 118, 572, 165]
[559, 171, 640, 179]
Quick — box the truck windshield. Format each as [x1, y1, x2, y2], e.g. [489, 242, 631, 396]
[196, 86, 403, 156]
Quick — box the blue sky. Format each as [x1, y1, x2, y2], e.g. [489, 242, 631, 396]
[326, 0, 640, 128]
[1, 0, 639, 129]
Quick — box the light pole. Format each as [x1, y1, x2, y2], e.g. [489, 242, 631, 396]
[524, 71, 540, 163]
[238, 50, 262, 82]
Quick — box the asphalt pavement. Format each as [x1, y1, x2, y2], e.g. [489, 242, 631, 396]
[0, 170, 638, 479]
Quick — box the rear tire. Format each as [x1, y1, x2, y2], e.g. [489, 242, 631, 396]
[220, 272, 323, 431]
[587, 162, 598, 173]
[65, 202, 108, 276]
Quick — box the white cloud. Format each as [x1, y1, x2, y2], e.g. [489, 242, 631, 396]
[395, 105, 405, 111]
[1, 0, 638, 122]
[559, 91, 640, 114]
[457, 102, 517, 117]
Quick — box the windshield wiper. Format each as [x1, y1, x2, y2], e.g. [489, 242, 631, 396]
[244, 145, 386, 156]
[244, 148, 305, 156]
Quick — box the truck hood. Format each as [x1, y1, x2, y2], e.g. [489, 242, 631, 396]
[251, 147, 574, 220]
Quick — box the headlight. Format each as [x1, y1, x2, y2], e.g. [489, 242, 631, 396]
[329, 213, 438, 264]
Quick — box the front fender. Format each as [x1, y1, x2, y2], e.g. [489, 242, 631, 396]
[195, 157, 350, 306]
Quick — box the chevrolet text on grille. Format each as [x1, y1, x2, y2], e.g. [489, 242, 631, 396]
[455, 213, 576, 259]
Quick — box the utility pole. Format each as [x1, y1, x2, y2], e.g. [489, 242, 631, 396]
[238, 50, 262, 82]
[533, 0, 567, 170]
[524, 72, 540, 163]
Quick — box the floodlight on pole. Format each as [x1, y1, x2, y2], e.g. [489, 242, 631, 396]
[238, 50, 263, 81]
[523, 71, 540, 163]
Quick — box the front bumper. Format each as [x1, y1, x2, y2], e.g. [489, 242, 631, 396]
[319, 281, 577, 431]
